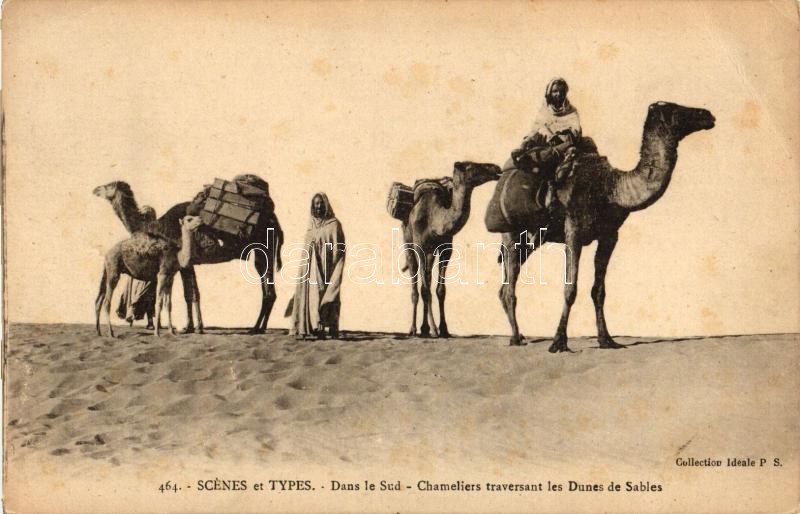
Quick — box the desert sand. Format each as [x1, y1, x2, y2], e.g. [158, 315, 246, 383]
[4, 324, 799, 513]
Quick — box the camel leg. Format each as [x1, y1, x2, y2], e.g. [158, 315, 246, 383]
[103, 269, 120, 338]
[436, 245, 452, 338]
[95, 268, 107, 336]
[180, 267, 198, 334]
[154, 272, 169, 337]
[250, 254, 276, 334]
[593, 233, 624, 349]
[499, 232, 530, 346]
[165, 275, 176, 335]
[191, 271, 204, 333]
[550, 223, 581, 353]
[260, 265, 277, 332]
[408, 249, 420, 336]
[419, 252, 439, 338]
[193, 283, 204, 333]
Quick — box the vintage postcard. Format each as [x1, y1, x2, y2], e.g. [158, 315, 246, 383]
[2, 1, 798, 512]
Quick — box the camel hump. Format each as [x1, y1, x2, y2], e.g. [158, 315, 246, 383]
[576, 136, 598, 154]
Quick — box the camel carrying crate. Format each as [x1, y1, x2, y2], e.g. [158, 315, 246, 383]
[200, 177, 271, 238]
[386, 182, 414, 221]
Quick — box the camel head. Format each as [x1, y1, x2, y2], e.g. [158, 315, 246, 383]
[645, 102, 715, 141]
[179, 215, 204, 232]
[93, 181, 133, 201]
[452, 161, 502, 188]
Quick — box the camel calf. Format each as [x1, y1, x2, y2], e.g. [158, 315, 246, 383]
[95, 215, 202, 337]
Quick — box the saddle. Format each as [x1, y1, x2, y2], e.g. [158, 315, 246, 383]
[486, 138, 607, 233]
[516, 137, 601, 208]
[412, 177, 454, 206]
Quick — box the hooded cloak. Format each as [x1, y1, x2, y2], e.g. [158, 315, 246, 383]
[289, 193, 346, 336]
[116, 206, 157, 323]
[528, 77, 581, 144]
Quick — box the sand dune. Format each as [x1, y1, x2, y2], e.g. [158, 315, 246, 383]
[4, 324, 799, 513]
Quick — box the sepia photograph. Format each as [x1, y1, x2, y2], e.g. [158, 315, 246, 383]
[2, 1, 798, 512]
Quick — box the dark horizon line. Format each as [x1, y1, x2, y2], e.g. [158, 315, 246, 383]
[4, 322, 799, 340]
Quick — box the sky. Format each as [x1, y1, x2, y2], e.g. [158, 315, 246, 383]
[3, 0, 799, 337]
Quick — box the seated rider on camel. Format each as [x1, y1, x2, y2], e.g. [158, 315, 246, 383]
[511, 77, 582, 209]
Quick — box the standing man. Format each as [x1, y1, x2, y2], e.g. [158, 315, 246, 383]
[288, 193, 346, 340]
[116, 205, 158, 329]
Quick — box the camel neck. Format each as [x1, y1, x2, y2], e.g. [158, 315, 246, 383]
[113, 193, 143, 233]
[610, 126, 679, 211]
[440, 179, 472, 235]
[178, 225, 194, 268]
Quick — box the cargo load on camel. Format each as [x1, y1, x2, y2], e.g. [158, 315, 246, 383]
[386, 177, 454, 222]
[190, 174, 276, 239]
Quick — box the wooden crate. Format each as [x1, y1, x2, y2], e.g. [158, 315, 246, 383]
[212, 177, 268, 197]
[201, 178, 269, 237]
[386, 182, 414, 220]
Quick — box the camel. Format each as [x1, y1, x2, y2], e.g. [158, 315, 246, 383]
[402, 161, 502, 337]
[93, 178, 283, 334]
[484, 101, 715, 351]
[95, 215, 203, 337]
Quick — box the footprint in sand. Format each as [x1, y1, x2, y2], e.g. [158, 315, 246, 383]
[275, 395, 292, 410]
[262, 360, 293, 374]
[45, 399, 87, 419]
[167, 361, 213, 382]
[286, 377, 309, 390]
[252, 348, 274, 361]
[51, 448, 70, 456]
[132, 349, 175, 365]
[88, 450, 115, 460]
[22, 434, 46, 448]
[76, 434, 106, 446]
[256, 434, 277, 452]
[325, 354, 342, 365]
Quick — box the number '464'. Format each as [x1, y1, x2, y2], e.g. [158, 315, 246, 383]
[159, 481, 179, 493]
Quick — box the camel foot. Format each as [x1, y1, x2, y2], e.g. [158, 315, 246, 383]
[170, 328, 177, 336]
[598, 337, 625, 349]
[181, 326, 195, 334]
[197, 327, 204, 335]
[548, 334, 571, 353]
[438, 326, 450, 339]
[420, 326, 431, 338]
[509, 337, 527, 346]
[408, 328, 417, 337]
[146, 323, 155, 330]
[248, 327, 266, 335]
